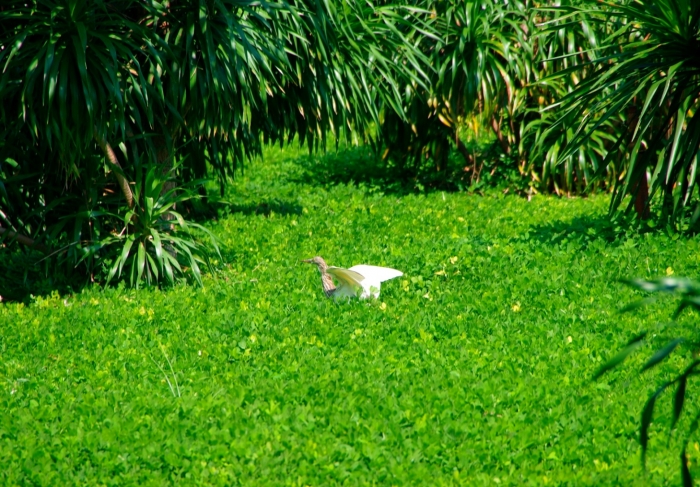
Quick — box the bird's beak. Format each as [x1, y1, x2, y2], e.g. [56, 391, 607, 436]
[301, 259, 313, 264]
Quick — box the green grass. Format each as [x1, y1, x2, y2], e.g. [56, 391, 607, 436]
[2, 144, 700, 485]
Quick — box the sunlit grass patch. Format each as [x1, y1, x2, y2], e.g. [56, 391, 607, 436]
[2, 144, 699, 485]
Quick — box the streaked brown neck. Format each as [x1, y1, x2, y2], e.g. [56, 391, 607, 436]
[313, 258, 336, 298]
[321, 273, 336, 297]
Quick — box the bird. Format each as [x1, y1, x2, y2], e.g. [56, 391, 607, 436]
[302, 256, 403, 300]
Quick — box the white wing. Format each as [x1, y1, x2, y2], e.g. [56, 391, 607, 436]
[348, 265, 403, 282]
[326, 267, 365, 299]
[349, 264, 403, 299]
[326, 265, 403, 300]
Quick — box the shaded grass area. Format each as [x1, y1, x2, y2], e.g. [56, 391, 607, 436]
[2, 143, 700, 485]
[0, 250, 84, 303]
[293, 143, 490, 195]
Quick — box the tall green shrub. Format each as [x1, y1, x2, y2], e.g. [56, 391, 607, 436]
[0, 0, 431, 286]
[378, 0, 621, 194]
[550, 0, 700, 223]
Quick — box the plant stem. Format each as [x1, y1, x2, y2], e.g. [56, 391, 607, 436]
[0, 226, 50, 254]
[490, 115, 510, 155]
[93, 131, 135, 209]
[455, 135, 475, 169]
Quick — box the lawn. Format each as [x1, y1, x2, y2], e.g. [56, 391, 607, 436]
[2, 144, 700, 485]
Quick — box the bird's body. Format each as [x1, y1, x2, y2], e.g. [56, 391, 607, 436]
[303, 256, 403, 300]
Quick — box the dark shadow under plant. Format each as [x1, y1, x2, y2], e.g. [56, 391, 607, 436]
[526, 213, 652, 249]
[0, 250, 85, 303]
[227, 199, 303, 218]
[297, 143, 512, 195]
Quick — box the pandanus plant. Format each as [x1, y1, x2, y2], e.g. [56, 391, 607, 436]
[549, 0, 700, 224]
[0, 0, 433, 287]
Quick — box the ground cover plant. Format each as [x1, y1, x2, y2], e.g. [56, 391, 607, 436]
[3, 145, 700, 485]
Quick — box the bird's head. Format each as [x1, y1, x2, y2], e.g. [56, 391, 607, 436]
[302, 256, 327, 272]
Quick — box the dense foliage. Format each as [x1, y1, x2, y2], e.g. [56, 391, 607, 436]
[0, 0, 430, 285]
[380, 0, 700, 224]
[555, 0, 700, 223]
[379, 0, 625, 195]
[2, 0, 699, 286]
[2, 146, 699, 484]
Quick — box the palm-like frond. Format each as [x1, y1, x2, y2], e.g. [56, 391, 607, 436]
[0, 0, 433, 286]
[550, 0, 700, 221]
[376, 0, 616, 195]
[379, 1, 515, 176]
[515, 1, 622, 195]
